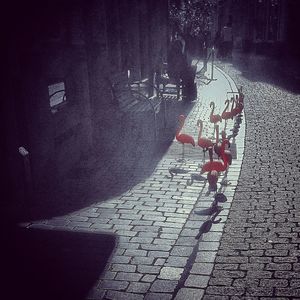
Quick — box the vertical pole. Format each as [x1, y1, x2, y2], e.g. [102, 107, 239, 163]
[19, 146, 33, 203]
[211, 47, 215, 80]
[203, 43, 208, 72]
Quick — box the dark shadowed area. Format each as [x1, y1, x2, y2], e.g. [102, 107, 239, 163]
[227, 51, 300, 95]
[1, 226, 116, 300]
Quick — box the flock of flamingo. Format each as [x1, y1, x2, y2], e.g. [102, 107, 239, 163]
[174, 88, 244, 191]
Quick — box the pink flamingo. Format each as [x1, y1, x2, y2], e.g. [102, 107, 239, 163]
[235, 97, 244, 116]
[176, 115, 195, 162]
[210, 101, 222, 124]
[200, 139, 230, 175]
[230, 97, 236, 119]
[230, 95, 243, 118]
[210, 101, 222, 136]
[221, 130, 232, 165]
[238, 86, 244, 104]
[197, 119, 214, 156]
[221, 99, 232, 130]
[207, 148, 219, 190]
[213, 124, 222, 158]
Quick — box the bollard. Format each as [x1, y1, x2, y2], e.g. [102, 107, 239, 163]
[19, 146, 33, 201]
[211, 46, 215, 80]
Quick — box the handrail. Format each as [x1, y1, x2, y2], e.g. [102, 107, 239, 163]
[49, 89, 66, 99]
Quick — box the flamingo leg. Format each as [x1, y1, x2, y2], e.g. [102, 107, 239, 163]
[177, 143, 186, 163]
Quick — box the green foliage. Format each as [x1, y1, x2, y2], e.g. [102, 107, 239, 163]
[169, 0, 216, 38]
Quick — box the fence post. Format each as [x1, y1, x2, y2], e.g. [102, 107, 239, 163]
[19, 146, 33, 202]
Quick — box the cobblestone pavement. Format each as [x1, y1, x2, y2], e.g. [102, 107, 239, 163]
[202, 58, 300, 299]
[20, 61, 245, 299]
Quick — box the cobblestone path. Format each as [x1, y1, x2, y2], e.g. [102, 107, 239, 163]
[203, 61, 300, 299]
[21, 63, 246, 300]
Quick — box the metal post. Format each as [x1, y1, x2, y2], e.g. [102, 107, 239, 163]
[211, 47, 215, 80]
[19, 146, 33, 201]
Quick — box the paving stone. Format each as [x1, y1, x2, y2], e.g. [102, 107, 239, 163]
[170, 246, 194, 256]
[209, 277, 233, 286]
[259, 279, 288, 288]
[137, 265, 161, 274]
[155, 258, 166, 266]
[141, 274, 157, 283]
[148, 251, 170, 258]
[202, 296, 229, 300]
[198, 241, 220, 251]
[111, 256, 131, 264]
[185, 274, 210, 288]
[130, 237, 154, 244]
[274, 271, 300, 279]
[190, 262, 214, 275]
[154, 238, 176, 246]
[174, 288, 204, 300]
[100, 280, 129, 290]
[245, 287, 274, 297]
[158, 267, 184, 280]
[126, 282, 151, 293]
[196, 251, 218, 263]
[131, 256, 154, 265]
[144, 293, 173, 300]
[105, 291, 143, 300]
[206, 286, 245, 296]
[115, 272, 143, 282]
[141, 244, 172, 251]
[166, 256, 189, 267]
[124, 249, 148, 257]
[212, 270, 245, 279]
[175, 236, 198, 246]
[111, 264, 137, 273]
[149, 279, 178, 293]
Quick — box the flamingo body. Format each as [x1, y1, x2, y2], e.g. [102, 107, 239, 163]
[201, 160, 227, 173]
[213, 124, 222, 158]
[175, 115, 195, 161]
[176, 133, 195, 146]
[200, 139, 229, 174]
[220, 130, 232, 165]
[207, 170, 218, 190]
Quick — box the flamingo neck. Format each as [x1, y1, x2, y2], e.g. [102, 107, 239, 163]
[215, 125, 219, 143]
[220, 140, 228, 167]
[223, 100, 229, 114]
[197, 121, 203, 141]
[230, 98, 235, 112]
[221, 130, 226, 140]
[210, 103, 215, 116]
[176, 119, 184, 137]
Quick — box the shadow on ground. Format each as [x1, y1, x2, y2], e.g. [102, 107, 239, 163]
[15, 101, 195, 221]
[218, 51, 300, 94]
[1, 225, 116, 300]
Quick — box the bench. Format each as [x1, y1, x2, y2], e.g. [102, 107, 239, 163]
[155, 63, 182, 99]
[107, 72, 165, 139]
[155, 62, 197, 102]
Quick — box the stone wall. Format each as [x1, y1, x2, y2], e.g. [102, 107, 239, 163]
[3, 0, 169, 210]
